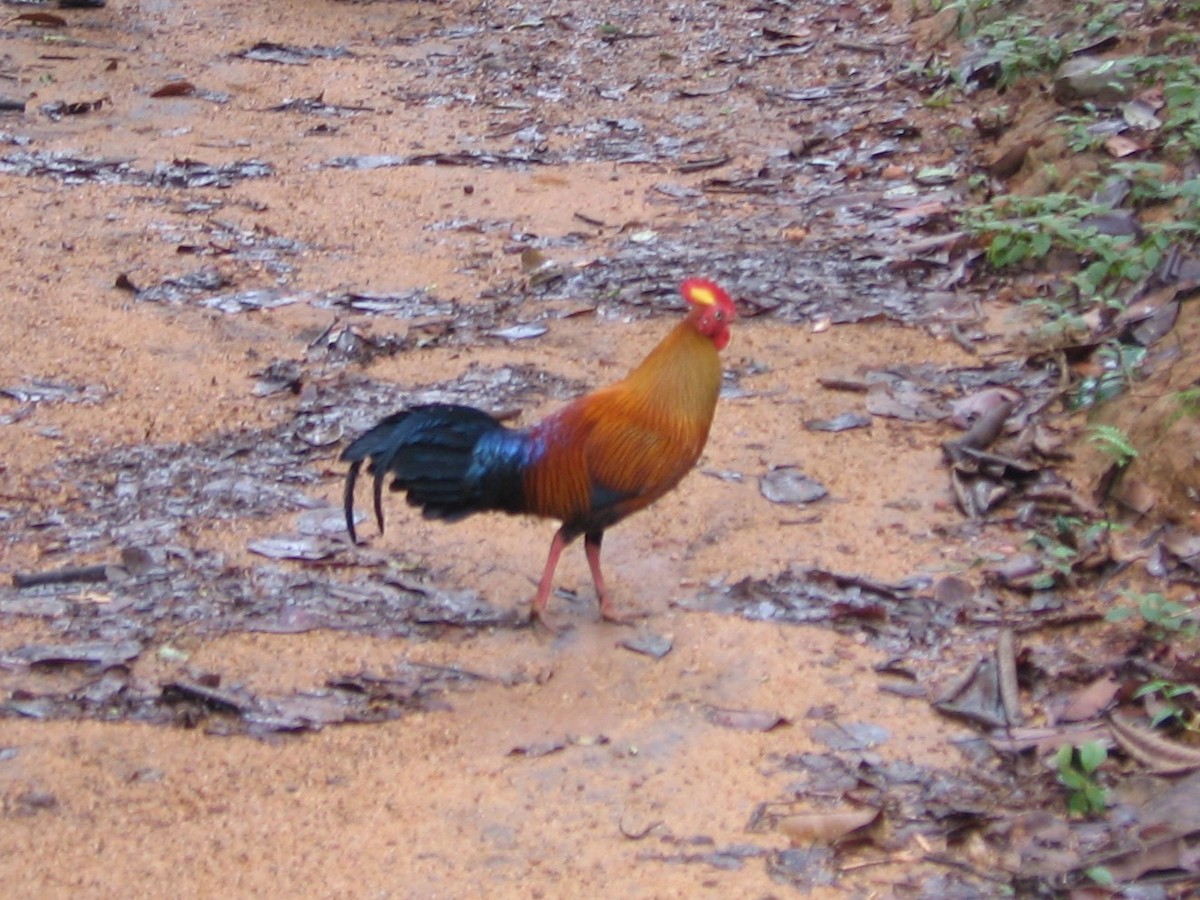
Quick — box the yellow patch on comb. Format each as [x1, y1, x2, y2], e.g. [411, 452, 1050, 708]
[687, 284, 716, 306]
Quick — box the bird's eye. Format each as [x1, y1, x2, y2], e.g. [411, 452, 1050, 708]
[714, 310, 725, 321]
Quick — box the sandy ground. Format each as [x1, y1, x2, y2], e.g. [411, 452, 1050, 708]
[0, 1, 989, 896]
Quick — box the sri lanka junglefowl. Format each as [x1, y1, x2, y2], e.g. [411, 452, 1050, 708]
[342, 278, 736, 628]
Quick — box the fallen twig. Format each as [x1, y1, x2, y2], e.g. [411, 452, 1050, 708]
[11, 564, 109, 588]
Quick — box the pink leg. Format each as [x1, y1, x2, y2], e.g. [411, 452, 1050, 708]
[531, 527, 569, 630]
[586, 531, 641, 624]
[584, 531, 611, 616]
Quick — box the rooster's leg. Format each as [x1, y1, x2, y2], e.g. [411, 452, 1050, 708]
[583, 531, 610, 614]
[530, 526, 571, 630]
[585, 531, 642, 625]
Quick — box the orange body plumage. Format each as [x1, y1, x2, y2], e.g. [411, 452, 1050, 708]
[342, 278, 736, 627]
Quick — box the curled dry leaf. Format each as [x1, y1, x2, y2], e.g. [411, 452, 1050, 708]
[617, 632, 672, 659]
[8, 640, 143, 668]
[706, 707, 789, 732]
[12, 12, 68, 27]
[759, 466, 828, 505]
[247, 536, 333, 562]
[151, 81, 197, 98]
[491, 323, 548, 341]
[948, 388, 1021, 431]
[507, 733, 610, 758]
[804, 411, 871, 432]
[997, 629, 1022, 726]
[506, 739, 566, 758]
[987, 722, 1110, 755]
[776, 806, 879, 846]
[1108, 712, 1200, 774]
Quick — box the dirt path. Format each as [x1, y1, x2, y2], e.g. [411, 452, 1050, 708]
[1, 1, 1000, 895]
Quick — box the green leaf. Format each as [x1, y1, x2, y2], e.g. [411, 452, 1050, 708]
[1134, 680, 1165, 698]
[1054, 743, 1074, 771]
[1078, 741, 1107, 774]
[1030, 573, 1057, 591]
[1086, 867, 1115, 887]
[1150, 707, 1177, 728]
[1059, 769, 1087, 790]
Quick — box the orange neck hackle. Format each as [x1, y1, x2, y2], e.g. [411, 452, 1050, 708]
[616, 278, 734, 431]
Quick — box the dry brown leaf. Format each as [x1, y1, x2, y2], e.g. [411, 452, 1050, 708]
[706, 707, 790, 731]
[987, 722, 1109, 755]
[1059, 675, 1120, 723]
[1103, 835, 1191, 883]
[1113, 476, 1157, 516]
[997, 629, 1022, 726]
[1163, 530, 1200, 563]
[1109, 712, 1200, 774]
[776, 806, 879, 846]
[1104, 134, 1145, 158]
[11, 12, 67, 27]
[151, 81, 196, 98]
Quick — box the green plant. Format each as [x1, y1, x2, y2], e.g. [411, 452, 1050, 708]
[1174, 387, 1200, 419]
[1055, 741, 1108, 816]
[923, 90, 956, 109]
[1027, 529, 1078, 588]
[963, 191, 1167, 303]
[1164, 31, 1198, 51]
[1122, 55, 1200, 156]
[971, 15, 1067, 89]
[1073, 342, 1148, 409]
[1024, 516, 1119, 588]
[1059, 109, 1107, 153]
[955, 1, 1128, 89]
[1087, 424, 1138, 467]
[1134, 679, 1199, 728]
[1106, 590, 1199, 638]
[1077, 0, 1128, 41]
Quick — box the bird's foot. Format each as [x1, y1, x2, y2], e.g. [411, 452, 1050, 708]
[599, 604, 650, 627]
[528, 607, 569, 635]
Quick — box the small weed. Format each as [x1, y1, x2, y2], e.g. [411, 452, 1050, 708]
[1056, 741, 1108, 816]
[970, 15, 1065, 89]
[953, 1, 1128, 89]
[1027, 530, 1077, 589]
[1105, 590, 1198, 638]
[1073, 342, 1147, 409]
[1133, 679, 1198, 728]
[1108, 55, 1200, 156]
[1158, 385, 1200, 436]
[1059, 110, 1109, 153]
[1087, 424, 1138, 467]
[1024, 516, 1117, 588]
